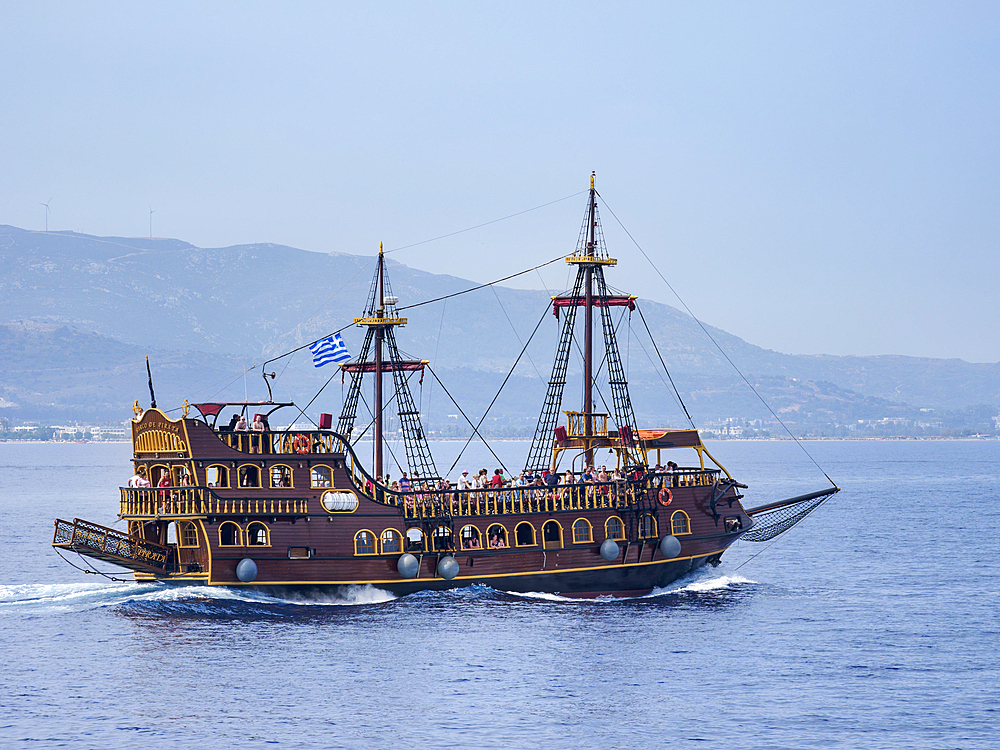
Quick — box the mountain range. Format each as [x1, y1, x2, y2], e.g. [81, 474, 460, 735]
[1, 224, 997, 436]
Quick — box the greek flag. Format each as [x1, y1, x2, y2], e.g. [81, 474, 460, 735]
[309, 333, 352, 367]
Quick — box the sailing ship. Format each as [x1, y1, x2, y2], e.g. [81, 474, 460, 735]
[53, 177, 838, 598]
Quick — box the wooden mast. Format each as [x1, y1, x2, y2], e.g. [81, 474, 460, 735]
[374, 242, 385, 479]
[583, 173, 596, 468]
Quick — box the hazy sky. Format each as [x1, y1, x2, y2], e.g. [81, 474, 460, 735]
[3, 2, 998, 363]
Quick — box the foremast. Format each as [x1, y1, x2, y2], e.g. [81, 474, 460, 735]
[525, 174, 643, 474]
[337, 243, 439, 482]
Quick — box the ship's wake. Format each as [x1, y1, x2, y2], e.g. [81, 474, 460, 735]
[1, 569, 755, 616]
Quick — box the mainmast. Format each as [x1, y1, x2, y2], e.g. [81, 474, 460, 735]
[524, 173, 643, 474]
[337, 243, 438, 482]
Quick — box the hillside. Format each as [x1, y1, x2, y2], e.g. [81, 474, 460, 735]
[1, 225, 998, 433]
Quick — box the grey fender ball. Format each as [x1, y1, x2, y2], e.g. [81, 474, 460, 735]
[600, 538, 619, 561]
[659, 535, 681, 559]
[236, 557, 258, 583]
[436, 555, 459, 580]
[397, 553, 419, 578]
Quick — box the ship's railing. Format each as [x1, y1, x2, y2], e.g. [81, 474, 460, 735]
[120, 487, 308, 517]
[53, 517, 171, 571]
[391, 469, 721, 520]
[213, 429, 344, 455]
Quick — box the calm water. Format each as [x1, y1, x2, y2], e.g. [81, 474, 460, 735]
[1, 439, 998, 749]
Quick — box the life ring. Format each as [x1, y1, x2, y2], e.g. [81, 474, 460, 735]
[657, 488, 673, 507]
[293, 433, 312, 454]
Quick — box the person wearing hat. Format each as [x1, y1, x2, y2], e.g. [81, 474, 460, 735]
[458, 470, 473, 491]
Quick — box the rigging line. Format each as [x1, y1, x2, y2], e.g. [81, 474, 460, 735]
[635, 304, 695, 428]
[599, 195, 837, 488]
[630, 317, 688, 419]
[427, 299, 447, 415]
[445, 300, 554, 475]
[284, 367, 342, 432]
[491, 285, 545, 382]
[54, 548, 130, 583]
[427, 365, 509, 477]
[397, 254, 566, 312]
[384, 190, 587, 255]
[356, 387, 407, 477]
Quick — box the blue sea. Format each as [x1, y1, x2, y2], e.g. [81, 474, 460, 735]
[2, 439, 998, 749]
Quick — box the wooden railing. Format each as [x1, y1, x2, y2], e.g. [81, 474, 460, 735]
[120, 487, 308, 517]
[53, 517, 171, 572]
[214, 429, 345, 455]
[393, 469, 722, 520]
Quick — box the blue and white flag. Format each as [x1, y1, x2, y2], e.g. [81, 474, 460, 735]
[309, 333, 352, 367]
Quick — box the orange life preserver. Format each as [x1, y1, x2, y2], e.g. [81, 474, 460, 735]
[293, 433, 312, 454]
[658, 488, 673, 507]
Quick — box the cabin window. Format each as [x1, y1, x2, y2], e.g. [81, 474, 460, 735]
[219, 521, 242, 546]
[380, 529, 402, 554]
[605, 516, 625, 541]
[311, 465, 332, 488]
[432, 525, 453, 552]
[542, 520, 562, 549]
[238, 465, 260, 488]
[206, 465, 229, 488]
[166, 521, 178, 545]
[460, 525, 482, 550]
[515, 522, 536, 547]
[486, 524, 507, 549]
[572, 518, 593, 544]
[178, 521, 199, 547]
[725, 516, 743, 533]
[247, 522, 269, 546]
[270, 465, 293, 488]
[671, 511, 691, 535]
[355, 530, 376, 555]
[638, 514, 657, 539]
[406, 527, 424, 552]
[288, 546, 312, 559]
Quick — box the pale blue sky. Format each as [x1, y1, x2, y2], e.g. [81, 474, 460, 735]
[3, 1, 998, 362]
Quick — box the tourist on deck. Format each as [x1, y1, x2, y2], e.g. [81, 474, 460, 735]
[399, 472, 411, 492]
[490, 469, 504, 488]
[251, 414, 266, 453]
[227, 413, 240, 431]
[459, 470, 473, 490]
[235, 416, 248, 431]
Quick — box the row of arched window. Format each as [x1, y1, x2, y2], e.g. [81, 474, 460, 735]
[354, 512, 692, 556]
[144, 463, 336, 490]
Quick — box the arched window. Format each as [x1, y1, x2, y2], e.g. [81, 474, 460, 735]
[542, 520, 563, 549]
[178, 521, 199, 547]
[406, 527, 424, 552]
[486, 524, 507, 549]
[151, 464, 170, 487]
[515, 522, 536, 547]
[206, 465, 229, 488]
[270, 465, 293, 488]
[355, 530, 376, 555]
[247, 522, 269, 546]
[572, 518, 593, 544]
[638, 514, 658, 539]
[605, 516, 625, 541]
[166, 521, 178, 545]
[380, 529, 402, 554]
[219, 521, 242, 546]
[460, 525, 482, 550]
[432, 525, 453, 552]
[311, 465, 332, 488]
[238, 465, 260, 488]
[671, 511, 691, 535]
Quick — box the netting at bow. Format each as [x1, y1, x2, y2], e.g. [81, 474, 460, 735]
[742, 492, 834, 542]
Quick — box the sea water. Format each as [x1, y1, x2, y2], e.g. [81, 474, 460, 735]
[1, 439, 998, 749]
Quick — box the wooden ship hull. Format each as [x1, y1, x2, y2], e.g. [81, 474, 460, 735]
[53, 176, 835, 598]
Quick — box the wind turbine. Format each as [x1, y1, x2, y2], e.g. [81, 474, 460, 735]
[149, 207, 155, 238]
[39, 198, 52, 231]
